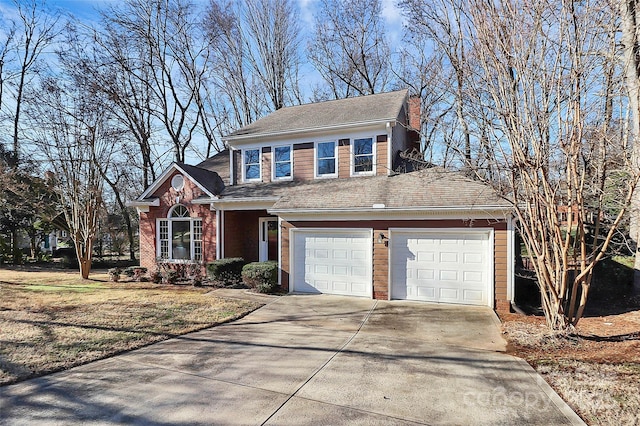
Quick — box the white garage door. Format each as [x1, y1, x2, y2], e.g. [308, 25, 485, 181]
[390, 230, 491, 306]
[292, 230, 372, 297]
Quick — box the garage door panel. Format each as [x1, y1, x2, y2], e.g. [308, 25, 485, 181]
[293, 231, 372, 297]
[391, 231, 490, 306]
[440, 252, 458, 262]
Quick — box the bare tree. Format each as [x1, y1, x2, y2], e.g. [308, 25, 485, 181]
[243, 0, 302, 110]
[102, 0, 206, 163]
[468, 0, 634, 329]
[308, 0, 391, 99]
[403, 0, 635, 330]
[620, 0, 640, 284]
[91, 21, 157, 188]
[203, 0, 302, 140]
[400, 0, 473, 168]
[3, 0, 59, 165]
[60, 25, 139, 261]
[27, 75, 116, 279]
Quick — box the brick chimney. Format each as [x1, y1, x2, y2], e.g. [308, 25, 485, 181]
[408, 96, 421, 131]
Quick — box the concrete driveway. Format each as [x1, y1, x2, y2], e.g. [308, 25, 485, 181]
[1, 292, 584, 425]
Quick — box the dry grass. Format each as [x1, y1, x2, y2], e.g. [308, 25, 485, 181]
[502, 316, 640, 426]
[0, 268, 262, 386]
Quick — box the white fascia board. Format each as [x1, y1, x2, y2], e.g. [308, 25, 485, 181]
[137, 163, 216, 201]
[191, 197, 219, 205]
[224, 120, 396, 145]
[270, 206, 512, 222]
[212, 197, 280, 211]
[126, 198, 160, 207]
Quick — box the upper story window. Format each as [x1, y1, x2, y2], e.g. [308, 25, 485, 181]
[244, 148, 261, 181]
[352, 137, 374, 175]
[273, 145, 292, 180]
[316, 141, 337, 177]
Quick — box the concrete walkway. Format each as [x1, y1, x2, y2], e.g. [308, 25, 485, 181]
[0, 293, 584, 425]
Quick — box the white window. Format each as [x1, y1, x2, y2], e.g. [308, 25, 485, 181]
[315, 141, 337, 177]
[157, 204, 203, 261]
[243, 148, 261, 181]
[273, 145, 292, 180]
[352, 137, 375, 175]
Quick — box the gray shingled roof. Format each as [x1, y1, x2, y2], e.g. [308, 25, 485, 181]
[216, 168, 509, 211]
[197, 149, 230, 184]
[176, 163, 225, 196]
[225, 90, 409, 139]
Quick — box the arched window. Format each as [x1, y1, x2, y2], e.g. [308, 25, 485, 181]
[170, 204, 189, 218]
[157, 204, 202, 261]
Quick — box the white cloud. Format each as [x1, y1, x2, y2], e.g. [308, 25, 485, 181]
[380, 0, 405, 44]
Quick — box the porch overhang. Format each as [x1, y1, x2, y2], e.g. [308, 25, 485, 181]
[126, 198, 160, 214]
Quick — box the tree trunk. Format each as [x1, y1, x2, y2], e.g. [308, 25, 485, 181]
[620, 0, 640, 287]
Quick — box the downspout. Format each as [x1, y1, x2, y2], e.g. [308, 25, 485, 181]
[278, 216, 282, 288]
[507, 216, 515, 303]
[215, 207, 221, 260]
[220, 210, 225, 258]
[386, 122, 392, 175]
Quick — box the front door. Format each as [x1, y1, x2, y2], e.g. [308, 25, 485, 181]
[259, 218, 278, 262]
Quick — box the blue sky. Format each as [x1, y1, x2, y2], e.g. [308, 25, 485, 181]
[20, 0, 405, 39]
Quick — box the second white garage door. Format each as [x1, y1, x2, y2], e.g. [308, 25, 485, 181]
[292, 230, 372, 297]
[390, 230, 491, 306]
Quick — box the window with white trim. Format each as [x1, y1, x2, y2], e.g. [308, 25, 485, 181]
[352, 137, 374, 174]
[316, 141, 337, 177]
[244, 149, 261, 181]
[157, 205, 203, 261]
[273, 145, 292, 179]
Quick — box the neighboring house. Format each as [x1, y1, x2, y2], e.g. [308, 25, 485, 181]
[130, 89, 515, 311]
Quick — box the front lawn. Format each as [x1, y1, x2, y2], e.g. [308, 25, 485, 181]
[0, 267, 262, 386]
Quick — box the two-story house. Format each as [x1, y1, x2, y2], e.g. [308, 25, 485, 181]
[130, 90, 515, 311]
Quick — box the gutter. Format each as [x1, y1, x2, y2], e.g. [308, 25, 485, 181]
[268, 205, 513, 215]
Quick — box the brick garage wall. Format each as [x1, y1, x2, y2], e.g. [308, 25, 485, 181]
[138, 170, 217, 270]
[281, 219, 509, 308]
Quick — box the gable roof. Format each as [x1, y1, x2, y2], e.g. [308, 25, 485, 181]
[197, 149, 230, 184]
[225, 89, 409, 141]
[134, 162, 224, 202]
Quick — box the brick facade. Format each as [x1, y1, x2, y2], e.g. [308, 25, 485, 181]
[138, 170, 217, 270]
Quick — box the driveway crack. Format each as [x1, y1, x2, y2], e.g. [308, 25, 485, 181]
[260, 300, 378, 425]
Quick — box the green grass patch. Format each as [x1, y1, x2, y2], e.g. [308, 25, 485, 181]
[612, 255, 635, 269]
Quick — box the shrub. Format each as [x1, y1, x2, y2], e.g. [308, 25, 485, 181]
[207, 258, 246, 285]
[163, 269, 179, 285]
[242, 261, 278, 293]
[150, 270, 162, 284]
[122, 267, 136, 278]
[108, 267, 122, 282]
